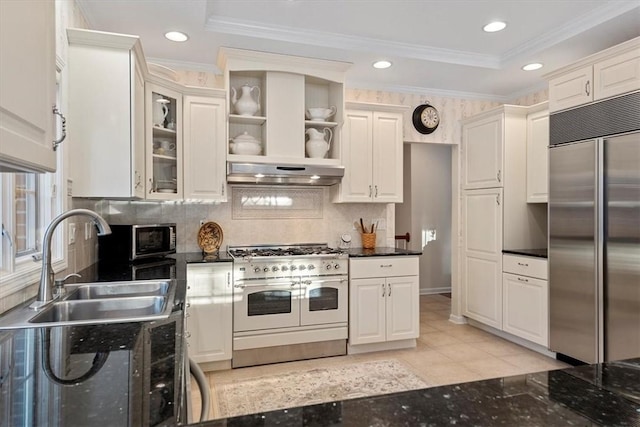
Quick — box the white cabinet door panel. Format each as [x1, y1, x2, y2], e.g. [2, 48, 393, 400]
[594, 49, 640, 101]
[463, 115, 503, 189]
[464, 256, 502, 328]
[548, 66, 593, 112]
[0, 0, 55, 173]
[526, 109, 549, 203]
[349, 278, 386, 345]
[186, 263, 233, 363]
[503, 273, 548, 346]
[372, 111, 403, 202]
[386, 276, 419, 341]
[183, 96, 227, 201]
[341, 111, 373, 202]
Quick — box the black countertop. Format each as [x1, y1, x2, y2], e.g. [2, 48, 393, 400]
[347, 247, 422, 257]
[6, 253, 640, 427]
[195, 358, 640, 426]
[502, 248, 548, 258]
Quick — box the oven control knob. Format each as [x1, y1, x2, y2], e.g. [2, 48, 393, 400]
[308, 265, 315, 270]
[263, 267, 270, 273]
[291, 265, 297, 271]
[299, 265, 306, 270]
[333, 264, 340, 270]
[272, 266, 279, 272]
[282, 265, 289, 271]
[325, 264, 332, 270]
[254, 267, 261, 273]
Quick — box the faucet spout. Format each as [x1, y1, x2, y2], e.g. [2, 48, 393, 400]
[30, 209, 111, 310]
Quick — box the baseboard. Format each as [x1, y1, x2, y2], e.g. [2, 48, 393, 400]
[198, 360, 232, 372]
[419, 286, 451, 295]
[347, 339, 416, 355]
[448, 313, 467, 325]
[466, 318, 557, 358]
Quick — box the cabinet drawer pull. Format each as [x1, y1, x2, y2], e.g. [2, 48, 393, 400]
[517, 277, 529, 283]
[517, 262, 529, 267]
[585, 80, 591, 96]
[375, 185, 378, 197]
[52, 106, 67, 151]
[497, 170, 501, 183]
[388, 283, 391, 296]
[496, 194, 500, 205]
[380, 264, 392, 268]
[382, 283, 385, 297]
[369, 185, 372, 197]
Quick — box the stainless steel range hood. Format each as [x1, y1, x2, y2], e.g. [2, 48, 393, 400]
[227, 162, 344, 186]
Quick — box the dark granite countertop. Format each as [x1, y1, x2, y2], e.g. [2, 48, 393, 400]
[503, 248, 548, 258]
[194, 358, 640, 426]
[347, 247, 422, 257]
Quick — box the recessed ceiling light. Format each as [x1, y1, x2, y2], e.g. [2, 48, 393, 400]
[522, 63, 543, 71]
[373, 60, 392, 69]
[164, 31, 189, 42]
[483, 21, 507, 33]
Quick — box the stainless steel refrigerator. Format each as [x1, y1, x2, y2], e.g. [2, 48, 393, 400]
[549, 91, 640, 364]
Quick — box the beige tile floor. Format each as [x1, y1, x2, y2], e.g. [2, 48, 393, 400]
[190, 294, 568, 420]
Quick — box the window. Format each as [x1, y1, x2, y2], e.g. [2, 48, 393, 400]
[0, 71, 65, 297]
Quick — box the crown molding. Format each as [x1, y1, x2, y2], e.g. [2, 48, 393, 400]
[346, 80, 509, 103]
[146, 57, 221, 75]
[505, 81, 549, 104]
[500, 2, 639, 65]
[206, 16, 500, 69]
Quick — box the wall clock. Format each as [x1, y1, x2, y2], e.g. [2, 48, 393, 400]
[412, 103, 440, 134]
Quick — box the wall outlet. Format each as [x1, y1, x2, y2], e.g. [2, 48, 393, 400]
[69, 223, 76, 244]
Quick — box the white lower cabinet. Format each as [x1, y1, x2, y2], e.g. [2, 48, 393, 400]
[185, 263, 233, 366]
[461, 188, 503, 329]
[349, 256, 419, 350]
[502, 254, 548, 347]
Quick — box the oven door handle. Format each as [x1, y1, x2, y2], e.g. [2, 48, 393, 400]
[303, 278, 348, 286]
[233, 281, 299, 289]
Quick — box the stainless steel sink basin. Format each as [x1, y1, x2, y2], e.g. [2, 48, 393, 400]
[65, 281, 171, 300]
[0, 279, 177, 330]
[28, 296, 167, 325]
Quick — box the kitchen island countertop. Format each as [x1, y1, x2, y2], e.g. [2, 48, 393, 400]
[194, 358, 640, 426]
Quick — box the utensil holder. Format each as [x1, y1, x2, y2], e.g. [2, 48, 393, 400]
[361, 233, 376, 249]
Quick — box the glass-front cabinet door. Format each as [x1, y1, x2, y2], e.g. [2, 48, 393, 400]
[146, 83, 183, 200]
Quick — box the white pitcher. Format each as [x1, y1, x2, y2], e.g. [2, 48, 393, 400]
[305, 128, 332, 158]
[152, 93, 169, 127]
[231, 84, 260, 116]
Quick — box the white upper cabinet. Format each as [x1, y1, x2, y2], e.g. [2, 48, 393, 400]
[546, 37, 640, 113]
[67, 29, 146, 198]
[218, 48, 350, 166]
[183, 95, 227, 201]
[332, 103, 406, 203]
[145, 83, 183, 201]
[0, 0, 56, 173]
[526, 103, 549, 203]
[462, 113, 504, 189]
[462, 105, 528, 192]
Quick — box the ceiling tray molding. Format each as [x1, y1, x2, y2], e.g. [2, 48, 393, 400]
[500, 1, 640, 66]
[206, 16, 500, 69]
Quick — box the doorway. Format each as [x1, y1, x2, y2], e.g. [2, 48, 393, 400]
[395, 142, 452, 294]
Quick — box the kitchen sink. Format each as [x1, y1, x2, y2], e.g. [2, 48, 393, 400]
[0, 279, 178, 330]
[65, 281, 171, 300]
[28, 296, 168, 325]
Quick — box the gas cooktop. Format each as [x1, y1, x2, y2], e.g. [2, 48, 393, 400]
[228, 243, 346, 259]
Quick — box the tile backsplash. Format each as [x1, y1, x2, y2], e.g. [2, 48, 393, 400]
[89, 186, 391, 254]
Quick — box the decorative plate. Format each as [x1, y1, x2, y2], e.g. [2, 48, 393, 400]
[197, 221, 223, 254]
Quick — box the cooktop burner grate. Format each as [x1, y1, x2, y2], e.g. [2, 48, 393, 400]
[228, 244, 346, 259]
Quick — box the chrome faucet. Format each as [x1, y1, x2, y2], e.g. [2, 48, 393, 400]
[30, 209, 111, 310]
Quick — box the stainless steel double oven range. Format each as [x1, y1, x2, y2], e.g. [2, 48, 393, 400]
[228, 243, 348, 368]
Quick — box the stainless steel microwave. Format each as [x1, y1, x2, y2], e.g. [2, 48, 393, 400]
[98, 224, 176, 261]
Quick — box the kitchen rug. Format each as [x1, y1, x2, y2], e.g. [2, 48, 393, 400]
[214, 359, 430, 419]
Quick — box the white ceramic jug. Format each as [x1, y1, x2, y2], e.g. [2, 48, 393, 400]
[152, 93, 169, 127]
[231, 84, 260, 116]
[305, 127, 332, 158]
